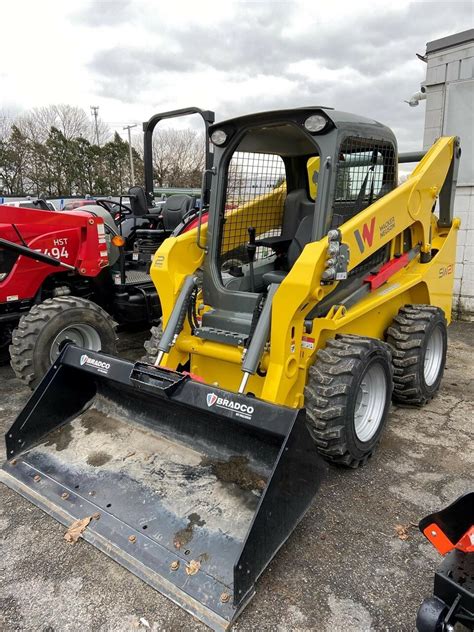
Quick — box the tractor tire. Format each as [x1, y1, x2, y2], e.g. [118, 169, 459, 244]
[10, 296, 118, 390]
[305, 335, 393, 468]
[386, 305, 447, 406]
[142, 320, 163, 363]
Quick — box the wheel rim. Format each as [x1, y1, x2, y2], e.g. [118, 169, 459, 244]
[49, 323, 102, 362]
[354, 362, 387, 442]
[424, 326, 444, 386]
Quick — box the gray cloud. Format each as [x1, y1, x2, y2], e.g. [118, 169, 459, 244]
[82, 1, 473, 149]
[71, 0, 134, 28]
[74, 0, 133, 26]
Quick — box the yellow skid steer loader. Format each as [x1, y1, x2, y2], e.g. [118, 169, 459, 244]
[1, 107, 461, 630]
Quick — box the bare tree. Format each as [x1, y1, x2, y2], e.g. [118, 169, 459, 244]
[0, 106, 137, 197]
[0, 109, 13, 141]
[136, 128, 204, 188]
[17, 105, 110, 145]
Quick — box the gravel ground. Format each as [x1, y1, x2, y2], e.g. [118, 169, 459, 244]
[0, 321, 473, 632]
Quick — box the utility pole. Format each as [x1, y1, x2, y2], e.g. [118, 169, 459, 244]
[123, 124, 138, 185]
[90, 106, 100, 145]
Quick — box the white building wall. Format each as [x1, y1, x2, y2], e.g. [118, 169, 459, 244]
[422, 34, 474, 318]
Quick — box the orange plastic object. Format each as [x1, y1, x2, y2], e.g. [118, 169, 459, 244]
[456, 525, 474, 553]
[423, 522, 455, 555]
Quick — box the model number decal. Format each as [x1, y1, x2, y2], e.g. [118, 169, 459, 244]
[35, 246, 70, 259]
[439, 264, 454, 278]
[31, 237, 70, 261]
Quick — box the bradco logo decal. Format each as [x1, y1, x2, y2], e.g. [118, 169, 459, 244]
[207, 393, 218, 407]
[354, 217, 376, 253]
[205, 392, 254, 420]
[79, 353, 111, 374]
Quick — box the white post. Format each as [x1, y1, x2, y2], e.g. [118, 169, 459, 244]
[123, 124, 138, 186]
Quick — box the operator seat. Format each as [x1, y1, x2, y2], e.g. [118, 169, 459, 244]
[132, 194, 196, 254]
[258, 188, 314, 285]
[161, 194, 196, 232]
[262, 215, 313, 285]
[128, 186, 149, 216]
[281, 189, 314, 238]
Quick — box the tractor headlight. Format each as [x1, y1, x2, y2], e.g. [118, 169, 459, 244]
[210, 129, 227, 146]
[304, 114, 327, 133]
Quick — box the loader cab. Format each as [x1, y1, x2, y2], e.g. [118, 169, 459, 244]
[199, 108, 398, 344]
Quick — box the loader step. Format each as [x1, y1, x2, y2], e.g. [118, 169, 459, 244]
[130, 362, 189, 396]
[114, 270, 152, 285]
[194, 326, 249, 346]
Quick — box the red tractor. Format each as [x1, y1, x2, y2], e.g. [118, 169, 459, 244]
[0, 107, 214, 387]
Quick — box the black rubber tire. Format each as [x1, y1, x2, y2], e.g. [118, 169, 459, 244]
[386, 305, 447, 407]
[304, 335, 393, 468]
[10, 296, 118, 389]
[142, 320, 163, 363]
[416, 596, 448, 632]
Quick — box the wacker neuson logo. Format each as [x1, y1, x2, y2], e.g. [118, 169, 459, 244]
[206, 392, 254, 420]
[80, 354, 111, 374]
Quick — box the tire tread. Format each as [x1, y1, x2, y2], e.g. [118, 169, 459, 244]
[305, 335, 393, 468]
[10, 296, 117, 388]
[386, 304, 447, 407]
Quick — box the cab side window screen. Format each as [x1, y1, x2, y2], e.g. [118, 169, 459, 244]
[332, 137, 396, 227]
[220, 151, 287, 273]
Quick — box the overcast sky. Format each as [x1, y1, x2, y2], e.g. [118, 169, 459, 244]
[0, 1, 472, 151]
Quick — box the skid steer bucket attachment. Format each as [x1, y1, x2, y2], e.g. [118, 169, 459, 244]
[1, 346, 325, 630]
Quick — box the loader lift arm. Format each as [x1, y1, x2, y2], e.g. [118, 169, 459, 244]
[262, 135, 461, 405]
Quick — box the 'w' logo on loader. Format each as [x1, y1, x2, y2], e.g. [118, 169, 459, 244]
[354, 217, 376, 253]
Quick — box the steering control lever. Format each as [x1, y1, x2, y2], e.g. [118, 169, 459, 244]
[247, 226, 257, 292]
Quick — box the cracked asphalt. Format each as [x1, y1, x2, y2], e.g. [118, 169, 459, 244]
[0, 321, 473, 631]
